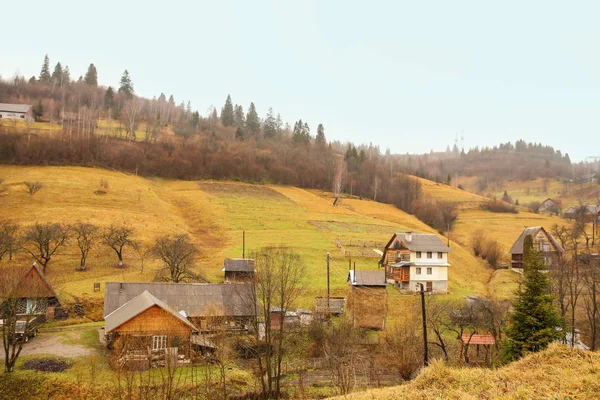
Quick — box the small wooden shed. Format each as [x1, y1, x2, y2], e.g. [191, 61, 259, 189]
[347, 270, 387, 330]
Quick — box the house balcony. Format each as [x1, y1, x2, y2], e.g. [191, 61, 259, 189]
[395, 254, 411, 262]
[393, 271, 410, 282]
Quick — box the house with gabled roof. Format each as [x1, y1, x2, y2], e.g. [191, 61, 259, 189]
[0, 103, 34, 122]
[539, 198, 562, 215]
[13, 263, 62, 320]
[379, 232, 451, 294]
[509, 226, 564, 269]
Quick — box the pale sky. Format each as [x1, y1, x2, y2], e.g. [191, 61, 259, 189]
[1, 0, 599, 161]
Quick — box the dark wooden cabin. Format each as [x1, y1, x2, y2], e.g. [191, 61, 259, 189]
[508, 226, 564, 269]
[222, 258, 255, 283]
[347, 270, 387, 330]
[14, 263, 61, 320]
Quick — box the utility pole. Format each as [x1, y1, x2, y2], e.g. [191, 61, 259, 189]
[326, 252, 331, 317]
[418, 282, 429, 366]
[242, 231, 245, 258]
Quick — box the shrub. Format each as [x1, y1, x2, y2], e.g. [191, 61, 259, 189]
[481, 199, 518, 213]
[24, 181, 43, 195]
[528, 201, 541, 214]
[471, 230, 486, 257]
[481, 239, 504, 268]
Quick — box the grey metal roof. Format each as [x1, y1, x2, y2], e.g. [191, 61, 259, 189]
[391, 233, 451, 252]
[222, 258, 255, 272]
[508, 226, 564, 254]
[0, 103, 32, 113]
[104, 282, 257, 318]
[347, 270, 387, 287]
[105, 290, 198, 333]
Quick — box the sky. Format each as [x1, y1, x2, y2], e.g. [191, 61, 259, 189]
[1, 0, 599, 161]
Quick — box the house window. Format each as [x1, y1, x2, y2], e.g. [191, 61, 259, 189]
[416, 251, 422, 259]
[427, 252, 432, 259]
[427, 267, 432, 275]
[152, 335, 167, 351]
[543, 244, 551, 252]
[416, 267, 421, 275]
[26, 299, 37, 314]
[438, 252, 443, 259]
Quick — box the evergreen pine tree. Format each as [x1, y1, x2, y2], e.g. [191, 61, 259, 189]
[28, 76, 37, 84]
[63, 66, 71, 84]
[315, 124, 326, 146]
[246, 102, 260, 136]
[104, 86, 115, 110]
[39, 54, 51, 83]
[118, 70, 134, 98]
[263, 107, 277, 138]
[220, 95, 235, 126]
[233, 104, 245, 127]
[84, 63, 98, 85]
[502, 246, 562, 361]
[33, 100, 44, 118]
[523, 234, 533, 270]
[235, 126, 245, 140]
[51, 62, 63, 85]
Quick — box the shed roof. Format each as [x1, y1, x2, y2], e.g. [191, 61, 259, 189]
[508, 226, 564, 254]
[347, 270, 387, 287]
[461, 333, 495, 345]
[0, 103, 32, 113]
[387, 233, 451, 253]
[315, 297, 346, 314]
[222, 258, 255, 272]
[105, 290, 198, 333]
[104, 282, 257, 318]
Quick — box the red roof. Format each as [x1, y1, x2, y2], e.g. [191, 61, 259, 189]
[461, 333, 495, 345]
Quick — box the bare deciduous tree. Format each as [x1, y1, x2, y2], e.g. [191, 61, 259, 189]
[332, 161, 344, 206]
[103, 225, 135, 267]
[21, 223, 69, 273]
[381, 321, 423, 381]
[583, 256, 600, 350]
[152, 234, 201, 283]
[24, 181, 43, 195]
[122, 99, 143, 141]
[323, 317, 358, 395]
[72, 222, 98, 271]
[0, 220, 20, 261]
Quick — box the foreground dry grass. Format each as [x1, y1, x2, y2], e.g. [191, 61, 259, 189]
[333, 343, 600, 400]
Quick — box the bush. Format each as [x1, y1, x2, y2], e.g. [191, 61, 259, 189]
[481, 199, 518, 213]
[471, 230, 486, 257]
[24, 181, 43, 195]
[528, 201, 541, 214]
[481, 239, 504, 268]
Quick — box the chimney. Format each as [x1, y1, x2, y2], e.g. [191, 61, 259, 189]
[406, 232, 412, 243]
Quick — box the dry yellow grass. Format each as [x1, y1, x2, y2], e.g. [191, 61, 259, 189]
[417, 177, 486, 207]
[333, 343, 600, 399]
[0, 166, 495, 320]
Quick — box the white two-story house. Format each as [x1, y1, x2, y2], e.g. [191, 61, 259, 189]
[379, 232, 451, 294]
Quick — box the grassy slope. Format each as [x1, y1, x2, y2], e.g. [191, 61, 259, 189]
[332, 343, 600, 400]
[0, 166, 497, 319]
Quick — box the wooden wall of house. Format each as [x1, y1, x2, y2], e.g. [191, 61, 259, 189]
[113, 305, 192, 336]
[347, 287, 387, 330]
[16, 268, 55, 298]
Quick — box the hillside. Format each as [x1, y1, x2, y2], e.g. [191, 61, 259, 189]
[332, 343, 600, 400]
[0, 165, 566, 318]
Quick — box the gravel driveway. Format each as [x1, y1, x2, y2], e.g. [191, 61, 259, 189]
[0, 330, 99, 359]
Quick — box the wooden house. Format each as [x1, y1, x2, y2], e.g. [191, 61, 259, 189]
[105, 290, 198, 368]
[508, 226, 564, 269]
[0, 103, 34, 122]
[104, 282, 257, 335]
[379, 232, 451, 294]
[222, 258, 255, 283]
[13, 263, 61, 320]
[347, 270, 387, 330]
[539, 198, 562, 215]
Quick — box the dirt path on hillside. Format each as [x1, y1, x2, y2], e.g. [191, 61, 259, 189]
[0, 330, 98, 359]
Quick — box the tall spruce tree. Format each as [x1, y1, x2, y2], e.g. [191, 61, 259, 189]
[39, 54, 51, 83]
[263, 107, 277, 138]
[104, 86, 115, 110]
[523, 234, 534, 270]
[246, 102, 260, 137]
[316, 123, 326, 145]
[220, 95, 235, 126]
[51, 62, 63, 85]
[118, 70, 134, 98]
[233, 104, 245, 127]
[84, 63, 98, 85]
[502, 246, 562, 362]
[62, 66, 71, 84]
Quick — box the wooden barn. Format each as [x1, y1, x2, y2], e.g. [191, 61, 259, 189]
[105, 291, 198, 368]
[539, 198, 562, 215]
[222, 258, 255, 283]
[508, 226, 564, 269]
[104, 282, 257, 334]
[13, 263, 62, 320]
[0, 103, 34, 122]
[347, 270, 387, 330]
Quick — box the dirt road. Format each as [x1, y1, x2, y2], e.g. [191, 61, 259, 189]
[0, 330, 98, 359]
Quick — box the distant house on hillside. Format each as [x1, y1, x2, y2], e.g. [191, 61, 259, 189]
[509, 226, 564, 269]
[539, 198, 562, 215]
[347, 270, 387, 330]
[222, 258, 255, 283]
[13, 263, 62, 320]
[0, 103, 34, 122]
[379, 232, 451, 294]
[564, 205, 599, 221]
